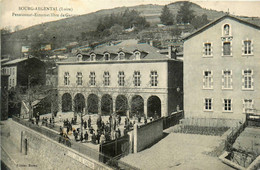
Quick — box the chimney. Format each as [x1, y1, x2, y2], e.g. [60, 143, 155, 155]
[168, 45, 177, 59]
[149, 40, 153, 46]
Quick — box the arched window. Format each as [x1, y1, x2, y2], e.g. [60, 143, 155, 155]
[134, 51, 141, 60]
[118, 52, 125, 60]
[223, 24, 230, 36]
[104, 53, 110, 61]
[90, 53, 96, 61]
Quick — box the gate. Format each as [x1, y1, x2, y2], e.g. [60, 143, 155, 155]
[99, 135, 130, 161]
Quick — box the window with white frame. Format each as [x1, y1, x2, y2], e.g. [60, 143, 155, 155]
[103, 71, 110, 86]
[242, 40, 253, 55]
[133, 71, 141, 86]
[242, 69, 253, 90]
[150, 70, 158, 86]
[104, 53, 110, 61]
[76, 72, 83, 85]
[134, 51, 141, 60]
[118, 71, 125, 86]
[90, 53, 96, 61]
[222, 70, 232, 89]
[203, 43, 212, 56]
[243, 99, 254, 113]
[223, 42, 231, 56]
[223, 99, 232, 112]
[204, 98, 213, 111]
[89, 72, 96, 86]
[118, 52, 125, 60]
[64, 72, 70, 85]
[203, 70, 213, 89]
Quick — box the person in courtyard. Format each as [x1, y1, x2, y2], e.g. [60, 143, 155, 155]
[144, 115, 147, 124]
[84, 120, 87, 129]
[80, 132, 83, 142]
[96, 132, 101, 144]
[89, 126, 94, 134]
[118, 114, 121, 125]
[88, 116, 92, 128]
[100, 133, 105, 144]
[84, 131, 88, 142]
[92, 132, 96, 144]
[60, 126, 63, 135]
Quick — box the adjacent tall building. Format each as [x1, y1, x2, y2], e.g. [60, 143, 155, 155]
[183, 15, 260, 121]
[57, 41, 183, 117]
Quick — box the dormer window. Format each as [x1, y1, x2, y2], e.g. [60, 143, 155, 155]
[90, 53, 96, 61]
[77, 54, 83, 61]
[134, 51, 141, 60]
[104, 53, 110, 61]
[118, 52, 125, 60]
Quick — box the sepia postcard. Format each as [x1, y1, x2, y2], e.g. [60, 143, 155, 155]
[1, 0, 260, 169]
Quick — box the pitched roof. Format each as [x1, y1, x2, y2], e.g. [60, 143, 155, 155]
[2, 58, 28, 66]
[89, 42, 168, 60]
[183, 14, 260, 41]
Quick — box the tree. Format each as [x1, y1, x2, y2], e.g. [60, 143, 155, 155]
[170, 28, 182, 39]
[176, 2, 195, 24]
[160, 5, 174, 25]
[191, 14, 210, 29]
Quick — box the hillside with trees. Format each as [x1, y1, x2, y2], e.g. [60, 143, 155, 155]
[2, 1, 260, 59]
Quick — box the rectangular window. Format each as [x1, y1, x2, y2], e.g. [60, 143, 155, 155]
[104, 71, 110, 86]
[64, 72, 70, 85]
[203, 71, 213, 89]
[150, 70, 158, 86]
[242, 69, 253, 90]
[76, 72, 83, 85]
[223, 42, 231, 56]
[223, 99, 232, 112]
[204, 43, 212, 56]
[243, 99, 254, 113]
[89, 72, 96, 86]
[133, 71, 141, 86]
[204, 98, 213, 111]
[118, 71, 125, 86]
[243, 40, 252, 55]
[222, 70, 232, 89]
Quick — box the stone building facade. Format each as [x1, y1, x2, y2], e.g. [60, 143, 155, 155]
[57, 42, 183, 118]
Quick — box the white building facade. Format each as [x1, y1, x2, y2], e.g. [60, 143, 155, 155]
[183, 15, 260, 121]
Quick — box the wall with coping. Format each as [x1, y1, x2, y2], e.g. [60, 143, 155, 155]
[7, 120, 111, 170]
[134, 118, 163, 153]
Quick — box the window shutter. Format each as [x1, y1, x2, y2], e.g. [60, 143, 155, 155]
[251, 40, 254, 54]
[211, 42, 213, 56]
[222, 70, 224, 89]
[221, 42, 224, 56]
[242, 70, 245, 89]
[242, 40, 245, 54]
[203, 98, 205, 110]
[212, 98, 214, 110]
[231, 99, 233, 111]
[211, 70, 214, 88]
[251, 70, 254, 88]
[252, 100, 254, 111]
[242, 99, 245, 113]
[230, 70, 233, 88]
[203, 70, 205, 88]
[230, 41, 233, 56]
[202, 43, 205, 56]
[222, 99, 225, 111]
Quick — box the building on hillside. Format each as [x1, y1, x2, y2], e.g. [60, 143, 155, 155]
[183, 15, 260, 121]
[1, 57, 46, 90]
[57, 42, 183, 118]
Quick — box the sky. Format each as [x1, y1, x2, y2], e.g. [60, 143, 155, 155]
[1, 0, 260, 30]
